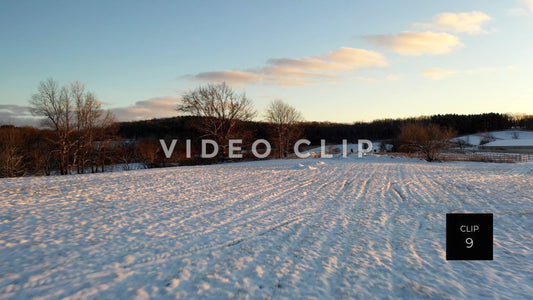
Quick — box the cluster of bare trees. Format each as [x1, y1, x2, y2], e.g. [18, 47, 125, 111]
[5, 78, 532, 178]
[177, 82, 305, 159]
[0, 126, 25, 177]
[6, 78, 504, 177]
[28, 78, 116, 175]
[0, 124, 147, 177]
[0, 126, 53, 177]
[177, 82, 256, 159]
[1, 81, 308, 177]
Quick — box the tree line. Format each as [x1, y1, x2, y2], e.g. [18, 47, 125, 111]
[0, 81, 306, 176]
[119, 113, 532, 150]
[1, 79, 532, 177]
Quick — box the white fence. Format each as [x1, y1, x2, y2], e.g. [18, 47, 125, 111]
[439, 152, 530, 163]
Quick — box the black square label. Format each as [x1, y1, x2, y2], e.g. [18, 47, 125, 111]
[446, 213, 493, 260]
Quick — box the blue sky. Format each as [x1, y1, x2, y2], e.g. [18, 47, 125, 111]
[1, 0, 532, 125]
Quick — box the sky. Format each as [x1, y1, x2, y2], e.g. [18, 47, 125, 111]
[1, 0, 532, 126]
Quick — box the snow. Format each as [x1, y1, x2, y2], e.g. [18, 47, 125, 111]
[452, 134, 483, 146]
[489, 130, 533, 140]
[305, 142, 386, 156]
[453, 130, 533, 146]
[482, 139, 533, 147]
[1, 156, 532, 298]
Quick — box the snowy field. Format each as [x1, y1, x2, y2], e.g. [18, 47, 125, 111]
[1, 156, 532, 299]
[453, 130, 533, 146]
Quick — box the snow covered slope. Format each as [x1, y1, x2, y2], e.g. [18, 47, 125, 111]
[483, 139, 533, 147]
[453, 130, 533, 146]
[1, 157, 532, 299]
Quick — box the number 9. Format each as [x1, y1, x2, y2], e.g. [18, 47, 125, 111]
[466, 238, 473, 248]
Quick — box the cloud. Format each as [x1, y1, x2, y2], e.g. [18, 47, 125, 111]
[111, 96, 182, 121]
[349, 76, 380, 83]
[366, 31, 461, 55]
[191, 47, 387, 86]
[422, 68, 461, 80]
[414, 11, 491, 34]
[524, 0, 533, 12]
[507, 0, 533, 16]
[422, 67, 500, 80]
[267, 47, 387, 72]
[322, 47, 388, 68]
[1, 97, 183, 125]
[266, 57, 335, 71]
[0, 104, 42, 127]
[506, 8, 528, 16]
[193, 70, 262, 83]
[386, 74, 400, 81]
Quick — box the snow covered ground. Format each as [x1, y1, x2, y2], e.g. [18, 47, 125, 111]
[305, 142, 387, 156]
[482, 139, 533, 147]
[453, 130, 533, 146]
[1, 156, 532, 299]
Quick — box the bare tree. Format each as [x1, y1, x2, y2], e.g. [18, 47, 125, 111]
[30, 78, 73, 174]
[90, 112, 116, 173]
[479, 132, 496, 145]
[456, 138, 468, 150]
[398, 123, 456, 162]
[177, 82, 256, 158]
[138, 138, 161, 168]
[70, 81, 116, 173]
[0, 126, 25, 177]
[265, 100, 304, 158]
[30, 78, 115, 175]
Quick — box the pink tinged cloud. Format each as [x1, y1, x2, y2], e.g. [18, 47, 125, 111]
[524, 0, 533, 12]
[4, 97, 185, 124]
[366, 31, 462, 55]
[266, 57, 334, 71]
[422, 67, 500, 80]
[111, 96, 182, 121]
[191, 47, 387, 86]
[386, 74, 400, 81]
[193, 70, 262, 83]
[321, 47, 388, 68]
[414, 11, 491, 34]
[267, 47, 387, 71]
